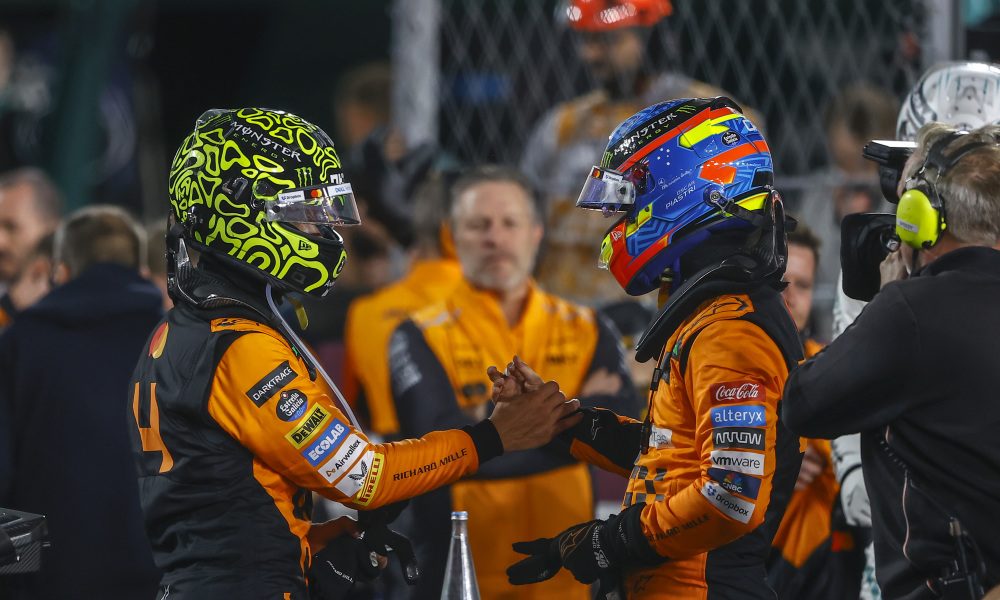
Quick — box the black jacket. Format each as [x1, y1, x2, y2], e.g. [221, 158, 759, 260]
[782, 246, 1000, 599]
[0, 263, 163, 600]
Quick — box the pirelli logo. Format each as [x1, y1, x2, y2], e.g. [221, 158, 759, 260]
[285, 406, 330, 449]
[355, 452, 385, 506]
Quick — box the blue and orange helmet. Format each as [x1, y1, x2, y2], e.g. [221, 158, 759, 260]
[576, 97, 774, 295]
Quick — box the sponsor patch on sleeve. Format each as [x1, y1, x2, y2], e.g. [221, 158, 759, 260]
[276, 389, 308, 422]
[648, 425, 673, 450]
[247, 360, 299, 407]
[302, 419, 350, 466]
[712, 427, 766, 450]
[708, 467, 762, 499]
[709, 450, 765, 475]
[355, 452, 385, 506]
[700, 481, 756, 523]
[710, 380, 763, 403]
[709, 405, 766, 428]
[285, 406, 330, 449]
[318, 434, 368, 483]
[333, 449, 373, 497]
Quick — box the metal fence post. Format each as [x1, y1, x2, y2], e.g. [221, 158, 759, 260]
[391, 0, 440, 149]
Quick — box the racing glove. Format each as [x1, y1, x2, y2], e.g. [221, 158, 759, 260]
[308, 535, 382, 600]
[358, 500, 421, 584]
[555, 407, 643, 477]
[506, 504, 665, 596]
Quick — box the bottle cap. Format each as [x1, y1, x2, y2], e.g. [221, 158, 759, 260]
[451, 511, 469, 520]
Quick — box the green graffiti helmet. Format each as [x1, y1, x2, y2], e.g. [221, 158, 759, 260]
[168, 107, 360, 298]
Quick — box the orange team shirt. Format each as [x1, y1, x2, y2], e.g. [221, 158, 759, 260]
[402, 279, 604, 600]
[342, 258, 463, 434]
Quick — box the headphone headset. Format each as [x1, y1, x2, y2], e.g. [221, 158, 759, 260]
[896, 130, 995, 249]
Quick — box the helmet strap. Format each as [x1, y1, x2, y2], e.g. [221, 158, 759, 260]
[264, 284, 364, 431]
[705, 188, 766, 228]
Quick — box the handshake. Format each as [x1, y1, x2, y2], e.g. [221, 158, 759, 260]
[485, 356, 583, 452]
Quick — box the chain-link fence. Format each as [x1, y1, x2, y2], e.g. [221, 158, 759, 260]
[397, 0, 942, 188]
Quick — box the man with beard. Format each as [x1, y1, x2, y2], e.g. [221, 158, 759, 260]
[388, 165, 638, 598]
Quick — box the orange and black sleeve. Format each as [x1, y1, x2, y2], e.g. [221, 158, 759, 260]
[629, 319, 791, 561]
[206, 328, 503, 510]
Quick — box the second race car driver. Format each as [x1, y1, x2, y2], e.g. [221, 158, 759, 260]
[503, 97, 804, 598]
[127, 107, 579, 599]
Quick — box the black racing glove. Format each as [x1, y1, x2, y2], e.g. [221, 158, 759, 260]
[556, 407, 643, 474]
[357, 500, 421, 585]
[508, 519, 622, 597]
[507, 505, 666, 598]
[308, 535, 381, 600]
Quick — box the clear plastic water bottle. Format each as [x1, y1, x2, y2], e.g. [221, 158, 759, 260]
[440, 511, 480, 600]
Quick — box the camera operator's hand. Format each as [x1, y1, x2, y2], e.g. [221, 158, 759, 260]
[489, 380, 581, 452]
[880, 247, 909, 289]
[795, 444, 826, 491]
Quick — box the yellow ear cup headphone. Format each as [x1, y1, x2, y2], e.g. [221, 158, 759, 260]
[896, 130, 995, 249]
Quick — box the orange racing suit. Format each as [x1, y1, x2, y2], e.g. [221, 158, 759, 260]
[568, 285, 803, 599]
[128, 294, 504, 599]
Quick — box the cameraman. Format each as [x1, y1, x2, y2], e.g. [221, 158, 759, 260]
[782, 122, 1000, 599]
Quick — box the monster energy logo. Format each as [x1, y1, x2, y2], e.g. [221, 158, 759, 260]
[296, 167, 313, 187]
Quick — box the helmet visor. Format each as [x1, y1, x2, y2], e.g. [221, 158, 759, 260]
[576, 166, 636, 213]
[265, 183, 362, 226]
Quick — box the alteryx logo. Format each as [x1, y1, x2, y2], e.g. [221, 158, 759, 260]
[710, 405, 766, 427]
[303, 420, 350, 467]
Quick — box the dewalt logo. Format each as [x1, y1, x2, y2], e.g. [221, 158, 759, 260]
[285, 406, 330, 449]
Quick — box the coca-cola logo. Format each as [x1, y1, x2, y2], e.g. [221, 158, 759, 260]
[712, 381, 762, 402]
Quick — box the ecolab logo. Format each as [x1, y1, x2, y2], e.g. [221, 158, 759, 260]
[710, 450, 764, 475]
[303, 420, 349, 467]
[711, 381, 762, 402]
[710, 405, 766, 427]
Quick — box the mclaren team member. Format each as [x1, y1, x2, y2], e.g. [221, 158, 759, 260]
[387, 164, 638, 598]
[342, 174, 463, 435]
[503, 98, 803, 598]
[128, 107, 579, 599]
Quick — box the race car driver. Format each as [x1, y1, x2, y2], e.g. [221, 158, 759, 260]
[127, 107, 579, 599]
[503, 97, 804, 598]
